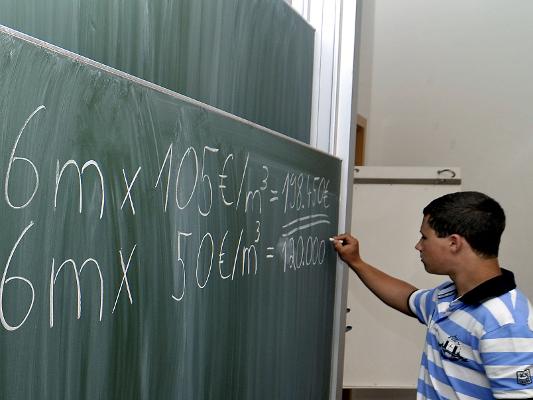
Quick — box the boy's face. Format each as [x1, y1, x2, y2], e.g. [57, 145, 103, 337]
[415, 215, 452, 275]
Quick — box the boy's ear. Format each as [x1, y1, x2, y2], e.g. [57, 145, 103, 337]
[448, 234, 463, 253]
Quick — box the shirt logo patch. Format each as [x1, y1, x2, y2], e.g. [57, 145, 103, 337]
[517, 369, 532, 386]
[439, 335, 467, 362]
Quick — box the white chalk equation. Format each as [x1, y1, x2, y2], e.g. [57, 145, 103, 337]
[0, 105, 337, 331]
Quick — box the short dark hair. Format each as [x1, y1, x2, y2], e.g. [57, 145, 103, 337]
[423, 191, 505, 258]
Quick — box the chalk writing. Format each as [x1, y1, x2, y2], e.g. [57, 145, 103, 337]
[0, 105, 336, 330]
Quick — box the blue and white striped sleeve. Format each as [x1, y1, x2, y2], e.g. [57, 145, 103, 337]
[479, 290, 533, 399]
[480, 323, 533, 399]
[409, 288, 437, 326]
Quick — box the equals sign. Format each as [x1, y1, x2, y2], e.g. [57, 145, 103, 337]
[266, 247, 275, 259]
[269, 190, 279, 202]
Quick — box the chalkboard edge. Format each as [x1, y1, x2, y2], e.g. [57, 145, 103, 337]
[283, 1, 316, 32]
[0, 24, 337, 161]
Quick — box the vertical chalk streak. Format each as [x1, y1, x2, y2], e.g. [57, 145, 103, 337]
[235, 153, 249, 210]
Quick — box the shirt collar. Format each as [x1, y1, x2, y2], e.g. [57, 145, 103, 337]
[459, 268, 516, 305]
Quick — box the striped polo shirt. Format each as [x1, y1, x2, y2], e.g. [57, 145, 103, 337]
[409, 269, 533, 399]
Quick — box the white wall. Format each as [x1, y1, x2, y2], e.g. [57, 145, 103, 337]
[359, 0, 533, 300]
[354, 0, 374, 118]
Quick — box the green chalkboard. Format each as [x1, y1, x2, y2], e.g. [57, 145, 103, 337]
[0, 26, 340, 399]
[0, 0, 314, 143]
